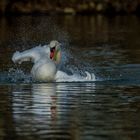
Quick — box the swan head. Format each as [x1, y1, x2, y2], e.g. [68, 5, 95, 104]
[49, 40, 61, 63]
[49, 40, 60, 51]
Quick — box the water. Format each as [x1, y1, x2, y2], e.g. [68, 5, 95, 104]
[0, 15, 140, 139]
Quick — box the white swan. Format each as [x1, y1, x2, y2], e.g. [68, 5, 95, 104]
[12, 40, 96, 82]
[12, 40, 61, 82]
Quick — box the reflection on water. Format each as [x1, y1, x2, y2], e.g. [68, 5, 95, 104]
[12, 84, 59, 138]
[0, 83, 140, 140]
[10, 83, 95, 139]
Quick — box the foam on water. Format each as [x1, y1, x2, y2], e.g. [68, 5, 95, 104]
[2, 68, 95, 83]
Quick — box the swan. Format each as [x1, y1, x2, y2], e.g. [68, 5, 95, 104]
[12, 40, 61, 82]
[12, 40, 96, 82]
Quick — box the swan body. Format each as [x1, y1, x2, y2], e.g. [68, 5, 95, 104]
[12, 45, 57, 82]
[31, 58, 56, 81]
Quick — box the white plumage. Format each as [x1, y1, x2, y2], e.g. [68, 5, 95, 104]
[12, 45, 57, 82]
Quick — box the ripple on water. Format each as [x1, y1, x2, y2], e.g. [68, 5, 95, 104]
[0, 83, 139, 139]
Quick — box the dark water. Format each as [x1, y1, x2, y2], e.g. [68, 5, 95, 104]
[0, 15, 140, 139]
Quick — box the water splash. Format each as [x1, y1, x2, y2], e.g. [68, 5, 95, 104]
[0, 64, 140, 84]
[55, 70, 96, 82]
[2, 43, 140, 84]
[0, 68, 32, 84]
[2, 68, 95, 83]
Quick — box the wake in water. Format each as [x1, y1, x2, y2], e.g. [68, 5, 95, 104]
[11, 42, 96, 83]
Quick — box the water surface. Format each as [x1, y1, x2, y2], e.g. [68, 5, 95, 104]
[0, 15, 140, 140]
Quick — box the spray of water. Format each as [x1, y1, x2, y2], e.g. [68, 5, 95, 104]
[7, 68, 31, 83]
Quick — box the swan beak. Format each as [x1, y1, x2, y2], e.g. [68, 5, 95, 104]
[50, 51, 54, 59]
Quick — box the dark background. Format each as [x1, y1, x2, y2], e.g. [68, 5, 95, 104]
[0, 0, 140, 15]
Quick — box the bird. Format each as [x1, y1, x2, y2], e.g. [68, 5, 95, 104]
[12, 40, 61, 82]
